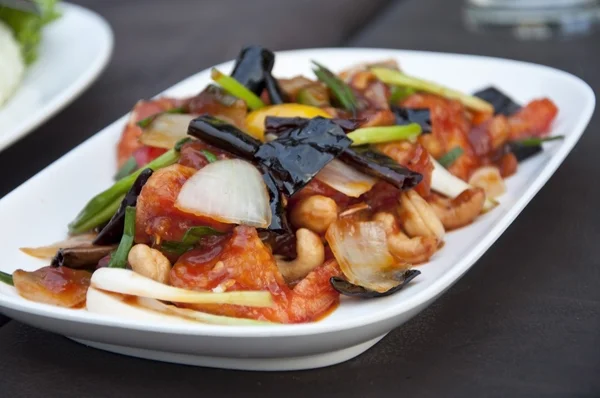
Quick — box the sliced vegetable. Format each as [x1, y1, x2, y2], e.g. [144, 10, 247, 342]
[188, 115, 261, 158]
[468, 166, 506, 199]
[371, 67, 494, 113]
[438, 147, 464, 168]
[347, 123, 422, 146]
[512, 135, 564, 147]
[211, 68, 265, 110]
[136, 106, 186, 128]
[505, 135, 564, 162]
[326, 219, 408, 293]
[0, 270, 13, 286]
[473, 86, 521, 116]
[330, 269, 420, 298]
[339, 146, 422, 192]
[316, 159, 378, 198]
[312, 61, 359, 114]
[91, 268, 273, 307]
[160, 226, 225, 256]
[296, 84, 330, 107]
[114, 156, 138, 180]
[389, 86, 416, 104]
[139, 113, 197, 149]
[20, 233, 97, 259]
[200, 149, 217, 163]
[86, 288, 273, 325]
[245, 103, 331, 141]
[107, 206, 136, 269]
[429, 155, 497, 212]
[264, 73, 288, 104]
[51, 245, 117, 269]
[254, 117, 352, 197]
[69, 148, 180, 234]
[229, 45, 275, 95]
[391, 106, 432, 133]
[176, 159, 272, 228]
[94, 169, 153, 245]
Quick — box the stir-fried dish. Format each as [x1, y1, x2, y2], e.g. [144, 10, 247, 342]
[3, 46, 562, 325]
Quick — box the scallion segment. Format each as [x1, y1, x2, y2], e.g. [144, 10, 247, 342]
[511, 135, 564, 147]
[137, 106, 186, 128]
[108, 206, 136, 268]
[68, 149, 180, 234]
[0, 271, 13, 286]
[200, 149, 217, 163]
[211, 68, 266, 110]
[371, 67, 494, 113]
[347, 123, 422, 146]
[161, 226, 224, 255]
[113, 156, 138, 180]
[438, 147, 464, 168]
[389, 86, 416, 104]
[312, 61, 359, 114]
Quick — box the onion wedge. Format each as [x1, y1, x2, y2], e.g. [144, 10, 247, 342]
[86, 288, 273, 326]
[139, 113, 198, 149]
[20, 233, 98, 259]
[91, 268, 273, 307]
[175, 159, 272, 228]
[430, 156, 498, 212]
[316, 159, 378, 198]
[326, 219, 408, 293]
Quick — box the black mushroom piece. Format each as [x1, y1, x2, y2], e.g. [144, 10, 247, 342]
[391, 106, 432, 134]
[93, 168, 154, 245]
[230, 45, 287, 104]
[188, 115, 261, 159]
[339, 146, 422, 191]
[254, 117, 353, 196]
[51, 245, 117, 269]
[330, 269, 421, 298]
[264, 116, 362, 135]
[473, 86, 521, 116]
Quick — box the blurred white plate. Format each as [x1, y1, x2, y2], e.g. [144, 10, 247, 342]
[0, 48, 594, 371]
[0, 2, 113, 151]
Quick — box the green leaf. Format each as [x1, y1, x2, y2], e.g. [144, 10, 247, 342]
[161, 226, 224, 256]
[312, 61, 358, 114]
[511, 135, 564, 147]
[113, 156, 138, 180]
[438, 147, 464, 168]
[136, 106, 186, 128]
[0, 270, 13, 286]
[108, 206, 136, 268]
[211, 68, 265, 110]
[200, 149, 217, 163]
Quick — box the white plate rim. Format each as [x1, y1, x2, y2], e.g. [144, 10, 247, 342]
[0, 2, 114, 151]
[0, 47, 595, 338]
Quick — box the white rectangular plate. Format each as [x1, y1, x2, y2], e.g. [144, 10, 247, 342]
[0, 3, 113, 151]
[0, 48, 594, 371]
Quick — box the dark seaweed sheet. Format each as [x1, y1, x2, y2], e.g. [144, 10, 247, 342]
[391, 106, 432, 134]
[473, 86, 521, 116]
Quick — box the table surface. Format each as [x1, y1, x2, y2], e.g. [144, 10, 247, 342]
[1, 0, 599, 396]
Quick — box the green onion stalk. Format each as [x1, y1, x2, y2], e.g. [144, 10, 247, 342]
[211, 68, 266, 110]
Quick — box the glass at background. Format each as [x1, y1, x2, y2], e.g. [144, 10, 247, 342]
[464, 0, 600, 39]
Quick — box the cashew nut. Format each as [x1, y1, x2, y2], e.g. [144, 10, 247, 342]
[128, 244, 171, 284]
[374, 212, 438, 264]
[398, 190, 445, 241]
[290, 195, 338, 234]
[276, 228, 325, 284]
[428, 188, 485, 230]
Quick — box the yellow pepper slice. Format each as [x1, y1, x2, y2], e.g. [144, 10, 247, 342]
[245, 104, 331, 141]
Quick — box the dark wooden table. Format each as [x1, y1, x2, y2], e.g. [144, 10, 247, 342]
[1, 0, 599, 396]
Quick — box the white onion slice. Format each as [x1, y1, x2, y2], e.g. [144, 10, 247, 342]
[326, 219, 404, 293]
[20, 233, 98, 259]
[430, 156, 498, 212]
[91, 268, 272, 307]
[316, 159, 378, 198]
[139, 113, 198, 149]
[175, 159, 272, 228]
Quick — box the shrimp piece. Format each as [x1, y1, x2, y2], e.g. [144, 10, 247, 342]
[170, 226, 340, 323]
[427, 188, 485, 230]
[135, 164, 231, 244]
[374, 212, 438, 264]
[377, 141, 433, 197]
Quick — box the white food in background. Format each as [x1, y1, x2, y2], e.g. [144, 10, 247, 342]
[0, 21, 25, 106]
